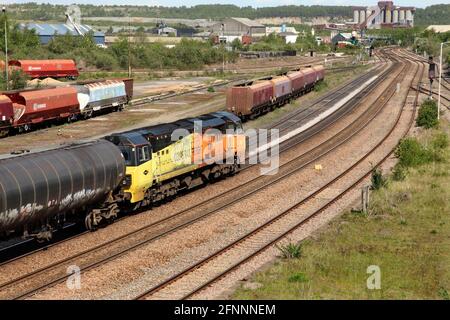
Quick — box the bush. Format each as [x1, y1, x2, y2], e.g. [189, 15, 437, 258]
[371, 168, 387, 190]
[395, 138, 432, 167]
[416, 99, 438, 129]
[276, 242, 302, 259]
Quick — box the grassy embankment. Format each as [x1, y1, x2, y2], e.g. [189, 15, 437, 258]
[234, 101, 450, 300]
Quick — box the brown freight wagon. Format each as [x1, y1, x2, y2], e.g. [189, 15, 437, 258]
[270, 76, 292, 105]
[313, 65, 325, 82]
[3, 87, 80, 131]
[0, 95, 13, 136]
[226, 80, 273, 119]
[302, 67, 318, 90]
[287, 70, 306, 94]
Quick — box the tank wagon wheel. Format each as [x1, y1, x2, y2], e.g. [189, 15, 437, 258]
[85, 211, 102, 231]
[84, 110, 93, 119]
[0, 129, 9, 138]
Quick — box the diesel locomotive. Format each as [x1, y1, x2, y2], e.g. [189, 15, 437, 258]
[0, 112, 245, 241]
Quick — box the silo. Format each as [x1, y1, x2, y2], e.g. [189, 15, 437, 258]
[386, 9, 392, 23]
[354, 10, 359, 23]
[399, 10, 405, 22]
[360, 10, 366, 23]
[406, 10, 413, 22]
[393, 9, 399, 23]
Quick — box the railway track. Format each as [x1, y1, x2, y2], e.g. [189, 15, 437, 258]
[0, 56, 386, 265]
[0, 51, 395, 299]
[130, 63, 366, 107]
[135, 48, 424, 300]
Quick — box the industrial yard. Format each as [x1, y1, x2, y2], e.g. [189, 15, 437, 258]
[0, 1, 449, 310]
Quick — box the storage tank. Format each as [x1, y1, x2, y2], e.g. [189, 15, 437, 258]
[270, 76, 292, 100]
[0, 140, 125, 235]
[393, 9, 399, 23]
[386, 9, 392, 23]
[399, 10, 405, 22]
[359, 10, 366, 23]
[354, 10, 359, 23]
[406, 10, 413, 22]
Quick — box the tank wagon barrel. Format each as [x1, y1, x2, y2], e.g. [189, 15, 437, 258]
[0, 140, 125, 240]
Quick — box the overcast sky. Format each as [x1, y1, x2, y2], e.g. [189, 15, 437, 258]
[5, 0, 449, 9]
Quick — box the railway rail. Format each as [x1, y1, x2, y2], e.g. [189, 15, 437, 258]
[135, 48, 424, 300]
[0, 57, 384, 265]
[0, 50, 395, 299]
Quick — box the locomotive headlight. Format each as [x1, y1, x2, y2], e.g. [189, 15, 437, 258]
[122, 174, 132, 188]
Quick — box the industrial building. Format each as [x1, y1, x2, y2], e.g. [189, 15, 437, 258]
[212, 17, 266, 38]
[353, 1, 415, 29]
[19, 23, 105, 45]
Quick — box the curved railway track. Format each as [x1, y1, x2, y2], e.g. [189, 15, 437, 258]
[0, 50, 398, 300]
[135, 48, 424, 300]
[0, 55, 387, 265]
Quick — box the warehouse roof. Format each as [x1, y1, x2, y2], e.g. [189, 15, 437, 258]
[20, 23, 104, 37]
[426, 25, 450, 33]
[229, 17, 264, 28]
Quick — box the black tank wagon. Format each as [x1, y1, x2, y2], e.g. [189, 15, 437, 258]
[0, 140, 125, 241]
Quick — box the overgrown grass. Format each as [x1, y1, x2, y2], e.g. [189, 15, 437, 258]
[233, 121, 450, 300]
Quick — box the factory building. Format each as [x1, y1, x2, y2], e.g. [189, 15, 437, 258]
[20, 23, 105, 45]
[353, 1, 415, 29]
[212, 17, 266, 38]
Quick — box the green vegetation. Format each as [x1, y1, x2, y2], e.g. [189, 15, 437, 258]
[6, 4, 353, 21]
[416, 99, 439, 129]
[8, 3, 450, 26]
[0, 15, 237, 74]
[6, 3, 450, 26]
[371, 168, 387, 190]
[234, 120, 450, 300]
[276, 242, 303, 259]
[368, 27, 450, 62]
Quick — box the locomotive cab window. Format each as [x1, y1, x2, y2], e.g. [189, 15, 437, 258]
[119, 146, 136, 166]
[138, 145, 151, 164]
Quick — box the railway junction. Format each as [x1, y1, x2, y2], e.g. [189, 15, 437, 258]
[0, 47, 448, 300]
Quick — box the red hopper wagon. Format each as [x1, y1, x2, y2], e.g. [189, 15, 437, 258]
[8, 59, 79, 79]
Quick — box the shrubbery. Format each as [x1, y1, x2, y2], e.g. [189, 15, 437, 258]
[0, 17, 238, 75]
[416, 99, 438, 129]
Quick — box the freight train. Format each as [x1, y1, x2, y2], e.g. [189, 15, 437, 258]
[227, 65, 325, 120]
[0, 111, 245, 241]
[0, 78, 133, 137]
[3, 59, 79, 79]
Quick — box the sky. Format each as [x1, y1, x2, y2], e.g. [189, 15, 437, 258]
[5, 0, 450, 9]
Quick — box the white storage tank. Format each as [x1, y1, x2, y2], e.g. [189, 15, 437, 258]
[354, 10, 359, 23]
[393, 9, 399, 23]
[360, 10, 366, 23]
[399, 10, 405, 22]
